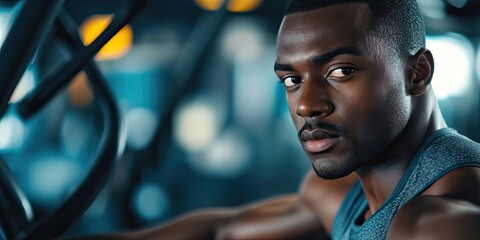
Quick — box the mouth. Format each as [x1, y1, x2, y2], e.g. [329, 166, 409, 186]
[300, 129, 341, 154]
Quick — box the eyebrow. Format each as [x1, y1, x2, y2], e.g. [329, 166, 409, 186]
[274, 47, 363, 72]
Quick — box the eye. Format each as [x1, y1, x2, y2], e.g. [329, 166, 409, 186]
[327, 67, 356, 79]
[282, 76, 302, 87]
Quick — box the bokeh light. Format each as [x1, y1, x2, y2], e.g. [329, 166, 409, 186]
[125, 107, 158, 150]
[426, 34, 474, 100]
[194, 0, 262, 12]
[173, 98, 223, 152]
[188, 127, 252, 177]
[418, 0, 446, 19]
[0, 112, 25, 152]
[220, 18, 266, 62]
[24, 155, 81, 206]
[0, 13, 8, 46]
[232, 48, 277, 131]
[0, 7, 15, 47]
[132, 183, 170, 221]
[194, 0, 223, 11]
[68, 71, 94, 107]
[9, 69, 35, 104]
[80, 14, 133, 61]
[228, 0, 262, 12]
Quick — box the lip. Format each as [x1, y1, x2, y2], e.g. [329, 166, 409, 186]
[300, 129, 341, 153]
[303, 137, 339, 153]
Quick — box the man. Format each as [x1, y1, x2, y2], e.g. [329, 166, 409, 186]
[72, 0, 480, 239]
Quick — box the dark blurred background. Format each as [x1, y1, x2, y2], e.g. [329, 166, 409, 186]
[0, 0, 479, 237]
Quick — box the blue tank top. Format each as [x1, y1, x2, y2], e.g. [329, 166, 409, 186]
[331, 128, 480, 240]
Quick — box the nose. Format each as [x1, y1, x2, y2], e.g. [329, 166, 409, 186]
[296, 80, 333, 118]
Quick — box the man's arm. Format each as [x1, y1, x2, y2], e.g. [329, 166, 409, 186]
[137, 195, 326, 240]
[66, 172, 334, 240]
[67, 196, 326, 240]
[387, 195, 480, 240]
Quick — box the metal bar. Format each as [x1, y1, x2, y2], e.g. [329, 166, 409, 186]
[0, 156, 33, 239]
[141, 3, 228, 165]
[119, 8, 228, 225]
[0, 0, 65, 118]
[16, 0, 147, 119]
[17, 9, 127, 240]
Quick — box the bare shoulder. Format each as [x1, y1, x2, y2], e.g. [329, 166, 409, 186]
[388, 167, 480, 239]
[388, 195, 480, 240]
[422, 167, 480, 204]
[298, 171, 357, 234]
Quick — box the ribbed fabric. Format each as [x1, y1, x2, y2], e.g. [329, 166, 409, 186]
[331, 128, 480, 240]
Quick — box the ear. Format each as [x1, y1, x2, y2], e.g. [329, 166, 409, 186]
[407, 48, 434, 96]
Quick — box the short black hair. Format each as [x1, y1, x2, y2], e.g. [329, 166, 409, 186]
[284, 0, 425, 57]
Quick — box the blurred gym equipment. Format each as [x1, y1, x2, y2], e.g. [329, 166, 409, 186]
[0, 0, 146, 239]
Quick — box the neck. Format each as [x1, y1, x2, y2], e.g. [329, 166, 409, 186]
[356, 91, 447, 216]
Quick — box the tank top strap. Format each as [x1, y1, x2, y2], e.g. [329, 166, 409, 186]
[332, 128, 480, 240]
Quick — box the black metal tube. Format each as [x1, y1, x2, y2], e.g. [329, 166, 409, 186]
[0, 0, 65, 118]
[16, 10, 127, 240]
[117, 7, 228, 227]
[141, 4, 228, 165]
[16, 0, 147, 119]
[0, 156, 33, 239]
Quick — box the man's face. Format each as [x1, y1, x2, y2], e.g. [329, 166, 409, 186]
[275, 3, 412, 179]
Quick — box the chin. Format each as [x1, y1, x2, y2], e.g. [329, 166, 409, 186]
[311, 157, 356, 180]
